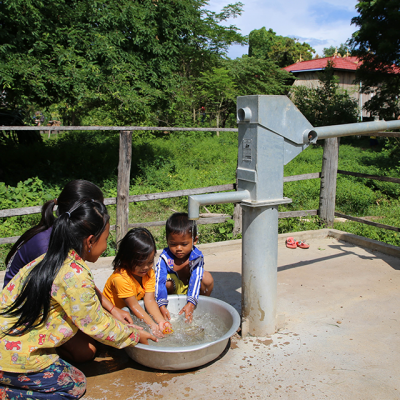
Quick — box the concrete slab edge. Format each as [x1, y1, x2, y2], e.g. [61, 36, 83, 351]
[326, 228, 400, 258]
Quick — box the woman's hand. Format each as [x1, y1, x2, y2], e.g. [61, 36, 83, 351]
[179, 302, 195, 323]
[160, 305, 170, 321]
[139, 330, 158, 345]
[126, 324, 144, 331]
[111, 307, 133, 324]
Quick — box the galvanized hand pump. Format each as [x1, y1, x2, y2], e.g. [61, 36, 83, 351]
[188, 95, 400, 336]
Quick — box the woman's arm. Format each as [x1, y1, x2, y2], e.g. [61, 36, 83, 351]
[53, 262, 145, 349]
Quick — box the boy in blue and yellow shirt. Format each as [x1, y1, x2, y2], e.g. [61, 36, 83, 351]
[155, 213, 214, 323]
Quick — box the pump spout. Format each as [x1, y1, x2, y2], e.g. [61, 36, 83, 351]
[188, 190, 251, 220]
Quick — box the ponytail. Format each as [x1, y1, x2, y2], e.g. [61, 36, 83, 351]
[1, 199, 109, 336]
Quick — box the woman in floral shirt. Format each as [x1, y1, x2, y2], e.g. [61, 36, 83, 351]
[0, 199, 156, 399]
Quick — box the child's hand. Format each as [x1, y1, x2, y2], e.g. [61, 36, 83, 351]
[160, 305, 171, 321]
[111, 307, 133, 324]
[159, 321, 173, 334]
[150, 323, 164, 338]
[139, 330, 158, 345]
[179, 302, 195, 323]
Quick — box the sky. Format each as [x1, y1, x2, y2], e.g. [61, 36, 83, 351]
[206, 0, 359, 60]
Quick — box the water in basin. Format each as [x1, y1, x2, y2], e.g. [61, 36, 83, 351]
[124, 295, 241, 370]
[132, 311, 229, 347]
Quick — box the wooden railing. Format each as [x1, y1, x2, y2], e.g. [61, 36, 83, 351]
[319, 131, 400, 233]
[1, 127, 399, 245]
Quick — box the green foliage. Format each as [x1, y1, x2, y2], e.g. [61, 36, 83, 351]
[197, 66, 237, 127]
[349, 0, 400, 119]
[2, 130, 400, 269]
[248, 27, 315, 67]
[323, 43, 351, 58]
[195, 56, 290, 128]
[226, 56, 291, 101]
[291, 63, 359, 127]
[0, 0, 246, 127]
[335, 178, 379, 214]
[0, 178, 56, 209]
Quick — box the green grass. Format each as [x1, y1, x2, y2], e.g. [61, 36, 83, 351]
[1, 132, 399, 270]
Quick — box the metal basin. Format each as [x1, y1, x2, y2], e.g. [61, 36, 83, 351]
[125, 295, 241, 370]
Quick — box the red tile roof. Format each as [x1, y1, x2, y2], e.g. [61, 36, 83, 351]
[284, 55, 400, 74]
[283, 56, 359, 72]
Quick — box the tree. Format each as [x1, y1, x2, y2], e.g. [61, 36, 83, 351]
[323, 43, 351, 58]
[197, 67, 237, 130]
[153, 2, 247, 127]
[196, 56, 290, 127]
[0, 0, 246, 128]
[290, 63, 359, 127]
[248, 28, 315, 68]
[349, 0, 400, 119]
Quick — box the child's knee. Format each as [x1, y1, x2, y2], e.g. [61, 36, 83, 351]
[201, 271, 214, 295]
[166, 280, 175, 294]
[203, 271, 214, 286]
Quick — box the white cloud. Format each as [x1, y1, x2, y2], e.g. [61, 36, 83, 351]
[206, 0, 359, 59]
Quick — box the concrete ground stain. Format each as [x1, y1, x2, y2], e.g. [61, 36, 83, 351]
[257, 339, 273, 346]
[79, 344, 196, 399]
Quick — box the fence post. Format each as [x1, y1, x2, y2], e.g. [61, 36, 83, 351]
[319, 137, 339, 227]
[232, 203, 242, 236]
[116, 130, 132, 244]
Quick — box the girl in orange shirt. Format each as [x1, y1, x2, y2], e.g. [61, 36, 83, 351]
[103, 228, 172, 338]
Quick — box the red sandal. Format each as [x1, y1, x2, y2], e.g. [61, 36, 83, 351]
[286, 237, 297, 249]
[296, 240, 310, 249]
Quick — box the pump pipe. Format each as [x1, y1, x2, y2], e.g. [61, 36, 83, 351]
[310, 120, 400, 142]
[188, 190, 251, 220]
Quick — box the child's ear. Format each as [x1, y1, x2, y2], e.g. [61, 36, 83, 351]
[193, 236, 199, 246]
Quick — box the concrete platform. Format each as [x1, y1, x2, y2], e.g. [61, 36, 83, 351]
[2, 229, 400, 399]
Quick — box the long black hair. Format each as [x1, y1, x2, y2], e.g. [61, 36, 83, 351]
[113, 228, 156, 273]
[1, 199, 109, 336]
[5, 180, 104, 267]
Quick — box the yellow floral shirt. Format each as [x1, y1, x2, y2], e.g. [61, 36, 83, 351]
[0, 250, 139, 373]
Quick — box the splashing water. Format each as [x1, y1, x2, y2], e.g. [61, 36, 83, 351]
[133, 312, 229, 347]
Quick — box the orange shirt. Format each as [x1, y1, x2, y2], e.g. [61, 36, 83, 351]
[103, 268, 156, 309]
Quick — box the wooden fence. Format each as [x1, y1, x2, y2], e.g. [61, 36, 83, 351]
[319, 132, 400, 233]
[1, 126, 399, 245]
